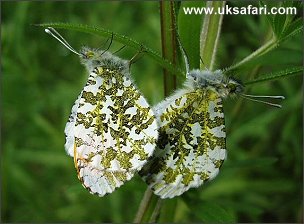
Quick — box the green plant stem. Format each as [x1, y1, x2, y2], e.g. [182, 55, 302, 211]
[200, 1, 225, 70]
[225, 37, 277, 73]
[133, 188, 162, 223]
[134, 189, 152, 222]
[149, 198, 163, 222]
[36, 23, 184, 77]
[160, 0, 178, 96]
[244, 66, 303, 85]
[134, 1, 178, 222]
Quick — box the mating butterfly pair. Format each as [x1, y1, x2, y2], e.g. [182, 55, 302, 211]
[46, 27, 283, 199]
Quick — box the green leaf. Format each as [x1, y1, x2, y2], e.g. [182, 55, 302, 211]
[260, 1, 275, 32]
[263, 1, 303, 41]
[227, 1, 302, 72]
[225, 37, 277, 73]
[36, 23, 184, 77]
[280, 17, 303, 43]
[199, 1, 225, 70]
[273, 10, 287, 37]
[244, 66, 303, 85]
[178, 1, 205, 70]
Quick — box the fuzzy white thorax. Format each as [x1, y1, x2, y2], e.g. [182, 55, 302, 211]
[185, 69, 244, 98]
[79, 47, 129, 76]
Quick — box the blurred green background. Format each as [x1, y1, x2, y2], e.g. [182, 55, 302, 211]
[1, 1, 302, 223]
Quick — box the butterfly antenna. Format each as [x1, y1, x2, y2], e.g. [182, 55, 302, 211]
[242, 94, 285, 99]
[240, 94, 284, 108]
[45, 27, 81, 56]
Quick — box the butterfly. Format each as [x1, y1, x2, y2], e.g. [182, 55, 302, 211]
[139, 69, 242, 198]
[139, 40, 284, 199]
[45, 27, 158, 196]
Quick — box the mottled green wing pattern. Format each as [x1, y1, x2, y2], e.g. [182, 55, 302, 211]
[72, 66, 158, 196]
[139, 88, 226, 199]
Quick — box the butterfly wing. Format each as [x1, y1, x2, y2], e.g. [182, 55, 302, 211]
[139, 88, 226, 198]
[72, 66, 158, 196]
[64, 91, 83, 157]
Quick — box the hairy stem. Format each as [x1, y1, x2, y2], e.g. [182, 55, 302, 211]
[225, 37, 277, 73]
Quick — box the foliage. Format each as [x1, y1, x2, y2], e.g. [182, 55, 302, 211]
[1, 1, 303, 223]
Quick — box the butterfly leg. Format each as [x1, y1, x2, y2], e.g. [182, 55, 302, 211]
[128, 45, 147, 70]
[100, 32, 114, 56]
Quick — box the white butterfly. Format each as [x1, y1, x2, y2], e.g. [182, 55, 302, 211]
[46, 27, 158, 196]
[139, 36, 284, 199]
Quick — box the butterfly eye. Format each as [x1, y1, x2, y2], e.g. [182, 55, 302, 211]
[228, 83, 236, 92]
[85, 51, 95, 59]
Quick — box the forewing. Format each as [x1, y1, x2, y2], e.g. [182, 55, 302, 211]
[139, 88, 226, 199]
[73, 66, 158, 196]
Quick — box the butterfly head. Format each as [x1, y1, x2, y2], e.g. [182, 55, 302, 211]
[79, 47, 127, 73]
[214, 77, 244, 98]
[226, 78, 244, 96]
[80, 48, 96, 60]
[79, 47, 101, 69]
[45, 28, 128, 74]
[186, 70, 244, 98]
